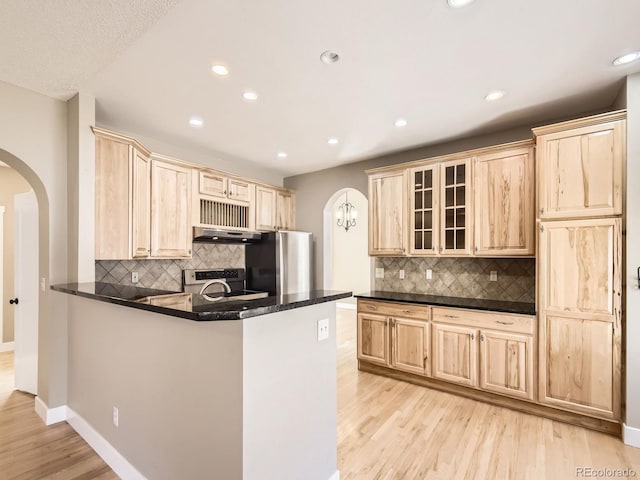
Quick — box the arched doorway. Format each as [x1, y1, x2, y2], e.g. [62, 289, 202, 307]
[323, 188, 371, 306]
[0, 150, 49, 396]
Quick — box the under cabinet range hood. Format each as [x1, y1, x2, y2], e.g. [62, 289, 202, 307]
[192, 227, 263, 244]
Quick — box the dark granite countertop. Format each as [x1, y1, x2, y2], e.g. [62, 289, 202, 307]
[52, 282, 352, 321]
[354, 291, 536, 315]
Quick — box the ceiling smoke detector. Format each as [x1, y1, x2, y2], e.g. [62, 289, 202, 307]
[320, 51, 340, 64]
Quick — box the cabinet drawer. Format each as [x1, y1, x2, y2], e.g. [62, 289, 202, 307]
[432, 307, 534, 335]
[358, 300, 429, 321]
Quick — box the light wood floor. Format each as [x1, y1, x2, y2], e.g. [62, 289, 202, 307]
[0, 351, 118, 480]
[2, 310, 639, 479]
[336, 308, 640, 479]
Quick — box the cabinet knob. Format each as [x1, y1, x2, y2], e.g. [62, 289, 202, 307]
[540, 207, 545, 215]
[480, 334, 484, 341]
[9, 298, 19, 305]
[470, 333, 475, 340]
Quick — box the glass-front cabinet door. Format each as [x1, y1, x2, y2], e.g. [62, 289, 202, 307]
[410, 165, 439, 255]
[440, 158, 472, 255]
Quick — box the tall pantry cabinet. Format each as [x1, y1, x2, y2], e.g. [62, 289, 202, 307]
[533, 111, 626, 421]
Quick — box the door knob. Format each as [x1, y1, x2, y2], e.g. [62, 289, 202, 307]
[9, 298, 19, 305]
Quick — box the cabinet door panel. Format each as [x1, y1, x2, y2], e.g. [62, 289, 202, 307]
[369, 171, 405, 255]
[131, 149, 150, 258]
[432, 323, 477, 387]
[539, 219, 620, 315]
[199, 171, 227, 198]
[357, 313, 388, 366]
[276, 191, 295, 230]
[255, 186, 277, 231]
[539, 313, 618, 419]
[474, 147, 534, 256]
[392, 318, 429, 376]
[480, 330, 533, 400]
[410, 166, 439, 255]
[151, 160, 191, 257]
[538, 120, 624, 218]
[440, 159, 472, 255]
[228, 179, 250, 202]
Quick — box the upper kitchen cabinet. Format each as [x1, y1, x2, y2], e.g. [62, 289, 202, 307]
[194, 169, 253, 230]
[150, 155, 192, 258]
[198, 170, 251, 203]
[255, 186, 296, 231]
[94, 127, 151, 260]
[368, 169, 406, 255]
[474, 143, 535, 256]
[409, 157, 473, 256]
[439, 158, 472, 255]
[409, 165, 439, 255]
[276, 190, 296, 230]
[534, 111, 625, 219]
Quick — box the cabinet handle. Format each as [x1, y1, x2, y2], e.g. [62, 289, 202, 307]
[480, 334, 484, 341]
[444, 314, 459, 319]
[540, 207, 545, 215]
[402, 310, 413, 314]
[475, 246, 478, 252]
[496, 320, 514, 325]
[471, 333, 475, 340]
[540, 224, 544, 232]
[367, 305, 378, 310]
[384, 319, 388, 326]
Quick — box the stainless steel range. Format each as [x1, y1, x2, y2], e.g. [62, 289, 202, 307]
[182, 268, 269, 305]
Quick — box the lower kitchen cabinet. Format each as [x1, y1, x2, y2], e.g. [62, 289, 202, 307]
[479, 329, 534, 400]
[432, 323, 478, 387]
[357, 300, 430, 374]
[391, 317, 430, 376]
[357, 312, 389, 366]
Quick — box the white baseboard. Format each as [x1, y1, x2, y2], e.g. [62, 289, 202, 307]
[623, 423, 640, 448]
[328, 470, 340, 480]
[66, 407, 147, 480]
[34, 396, 67, 425]
[336, 302, 356, 310]
[0, 341, 14, 352]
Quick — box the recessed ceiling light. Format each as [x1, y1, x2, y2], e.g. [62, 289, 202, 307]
[447, 0, 475, 8]
[320, 51, 340, 64]
[395, 118, 408, 128]
[328, 137, 339, 145]
[211, 64, 229, 76]
[277, 151, 288, 159]
[189, 116, 204, 128]
[485, 90, 505, 101]
[243, 91, 258, 101]
[613, 51, 640, 66]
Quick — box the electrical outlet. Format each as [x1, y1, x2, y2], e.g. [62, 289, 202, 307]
[113, 406, 119, 427]
[375, 268, 384, 279]
[490, 271, 498, 282]
[131, 271, 139, 283]
[317, 318, 329, 341]
[426, 269, 433, 280]
[399, 269, 405, 279]
[40, 277, 46, 292]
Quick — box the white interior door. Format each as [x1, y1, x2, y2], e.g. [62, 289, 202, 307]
[14, 191, 38, 394]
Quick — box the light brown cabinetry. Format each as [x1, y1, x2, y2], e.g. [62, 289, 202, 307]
[431, 307, 535, 399]
[534, 112, 625, 219]
[198, 171, 251, 203]
[94, 128, 151, 260]
[440, 158, 472, 255]
[474, 145, 535, 256]
[369, 170, 406, 255]
[150, 157, 192, 258]
[537, 218, 621, 419]
[410, 165, 439, 254]
[357, 300, 430, 375]
[276, 190, 296, 230]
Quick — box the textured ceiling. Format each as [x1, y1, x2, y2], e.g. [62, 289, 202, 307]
[0, 0, 182, 99]
[2, 0, 640, 176]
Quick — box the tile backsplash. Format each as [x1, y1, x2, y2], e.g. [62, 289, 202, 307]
[374, 257, 535, 303]
[95, 244, 244, 291]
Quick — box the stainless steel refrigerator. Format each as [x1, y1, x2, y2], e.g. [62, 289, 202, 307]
[245, 231, 313, 296]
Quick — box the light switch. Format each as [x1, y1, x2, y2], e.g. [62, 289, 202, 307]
[426, 269, 433, 280]
[375, 268, 384, 279]
[490, 271, 498, 281]
[399, 269, 405, 279]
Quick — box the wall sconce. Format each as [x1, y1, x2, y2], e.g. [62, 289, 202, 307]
[336, 192, 357, 232]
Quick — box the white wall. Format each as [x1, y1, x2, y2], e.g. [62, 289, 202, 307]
[329, 189, 370, 301]
[0, 79, 68, 407]
[624, 73, 640, 439]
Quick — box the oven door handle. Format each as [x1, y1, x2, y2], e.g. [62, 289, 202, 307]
[199, 279, 232, 296]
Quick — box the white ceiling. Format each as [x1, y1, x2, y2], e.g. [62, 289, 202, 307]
[2, 0, 640, 177]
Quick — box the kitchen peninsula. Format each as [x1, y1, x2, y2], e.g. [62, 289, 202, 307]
[53, 283, 350, 480]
